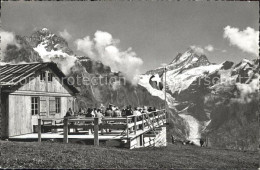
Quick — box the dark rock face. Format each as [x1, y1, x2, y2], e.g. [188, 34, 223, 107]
[204, 92, 259, 150]
[221, 61, 234, 70]
[25, 28, 74, 55]
[3, 35, 42, 63]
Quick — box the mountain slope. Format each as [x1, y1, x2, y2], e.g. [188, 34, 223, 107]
[140, 49, 259, 149]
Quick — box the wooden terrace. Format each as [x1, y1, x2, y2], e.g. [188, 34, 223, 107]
[9, 110, 167, 149]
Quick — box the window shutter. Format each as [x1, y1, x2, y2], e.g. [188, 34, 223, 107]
[49, 97, 56, 114]
[40, 97, 47, 116]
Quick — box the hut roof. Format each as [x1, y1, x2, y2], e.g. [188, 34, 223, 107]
[0, 62, 79, 93]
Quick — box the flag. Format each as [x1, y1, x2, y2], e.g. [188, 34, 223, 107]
[149, 70, 164, 90]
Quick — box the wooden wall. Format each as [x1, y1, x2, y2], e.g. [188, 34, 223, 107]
[8, 95, 74, 136]
[18, 68, 73, 95]
[5, 67, 76, 137]
[8, 95, 31, 136]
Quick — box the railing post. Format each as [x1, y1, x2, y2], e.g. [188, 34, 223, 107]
[164, 110, 167, 124]
[38, 119, 41, 143]
[126, 116, 129, 138]
[134, 116, 137, 134]
[161, 110, 164, 124]
[142, 114, 144, 130]
[94, 117, 99, 146]
[152, 112, 155, 128]
[156, 112, 158, 125]
[63, 117, 68, 143]
[158, 111, 164, 125]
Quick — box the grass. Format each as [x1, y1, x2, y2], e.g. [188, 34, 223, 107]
[0, 140, 259, 169]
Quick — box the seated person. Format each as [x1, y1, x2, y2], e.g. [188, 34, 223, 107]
[113, 108, 122, 117]
[105, 109, 113, 117]
[125, 105, 133, 116]
[133, 107, 142, 121]
[148, 107, 154, 117]
[65, 108, 73, 117]
[86, 108, 93, 117]
[95, 109, 104, 125]
[142, 106, 149, 118]
[148, 106, 153, 112]
[105, 105, 113, 117]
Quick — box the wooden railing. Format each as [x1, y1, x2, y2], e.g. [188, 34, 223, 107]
[37, 109, 166, 146]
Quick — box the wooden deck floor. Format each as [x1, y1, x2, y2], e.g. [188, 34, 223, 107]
[9, 126, 157, 141]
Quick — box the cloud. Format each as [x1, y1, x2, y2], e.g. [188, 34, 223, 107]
[223, 26, 259, 56]
[190, 45, 205, 55]
[205, 44, 214, 52]
[34, 43, 77, 75]
[75, 36, 95, 58]
[0, 30, 20, 60]
[59, 29, 72, 41]
[75, 30, 143, 85]
[221, 50, 227, 53]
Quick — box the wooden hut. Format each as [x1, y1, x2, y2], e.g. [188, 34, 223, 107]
[0, 62, 79, 138]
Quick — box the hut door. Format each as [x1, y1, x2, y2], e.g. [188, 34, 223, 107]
[31, 97, 47, 130]
[31, 97, 41, 132]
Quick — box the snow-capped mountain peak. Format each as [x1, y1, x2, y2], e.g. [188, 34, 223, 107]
[26, 28, 73, 55]
[146, 49, 211, 75]
[167, 49, 211, 73]
[41, 28, 49, 32]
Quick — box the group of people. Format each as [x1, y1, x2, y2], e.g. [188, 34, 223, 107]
[65, 104, 158, 120]
[64, 104, 158, 133]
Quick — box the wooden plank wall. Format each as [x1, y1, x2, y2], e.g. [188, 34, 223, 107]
[5, 66, 76, 137]
[8, 95, 74, 136]
[8, 95, 31, 136]
[18, 68, 73, 94]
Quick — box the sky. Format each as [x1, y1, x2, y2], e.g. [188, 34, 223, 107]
[1, 1, 259, 73]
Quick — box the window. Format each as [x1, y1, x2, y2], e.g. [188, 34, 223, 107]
[40, 72, 45, 81]
[40, 72, 53, 82]
[31, 97, 39, 115]
[49, 97, 60, 114]
[55, 97, 61, 113]
[48, 73, 53, 82]
[49, 97, 56, 114]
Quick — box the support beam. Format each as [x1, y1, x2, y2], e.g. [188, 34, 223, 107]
[134, 116, 137, 135]
[126, 117, 129, 138]
[140, 134, 144, 146]
[142, 114, 144, 130]
[38, 119, 41, 143]
[94, 117, 99, 146]
[63, 118, 68, 143]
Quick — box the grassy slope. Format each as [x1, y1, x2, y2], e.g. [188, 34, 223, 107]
[0, 141, 258, 169]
